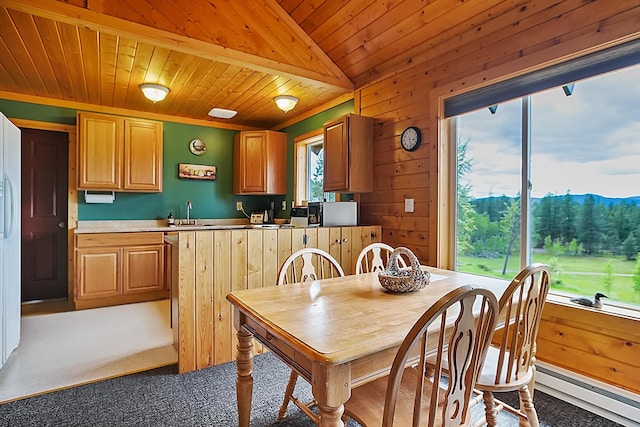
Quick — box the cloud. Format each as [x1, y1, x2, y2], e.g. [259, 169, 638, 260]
[458, 64, 640, 199]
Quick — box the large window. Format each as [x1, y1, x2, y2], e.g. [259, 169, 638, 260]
[453, 63, 640, 308]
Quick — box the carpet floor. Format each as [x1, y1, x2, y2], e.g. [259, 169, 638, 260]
[0, 352, 622, 427]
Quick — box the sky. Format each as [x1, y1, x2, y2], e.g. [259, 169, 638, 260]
[458, 64, 640, 199]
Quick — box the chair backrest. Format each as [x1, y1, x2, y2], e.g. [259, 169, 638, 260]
[383, 285, 499, 427]
[277, 247, 345, 285]
[355, 243, 407, 275]
[490, 263, 550, 385]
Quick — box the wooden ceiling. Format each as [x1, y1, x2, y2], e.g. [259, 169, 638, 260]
[0, 0, 507, 129]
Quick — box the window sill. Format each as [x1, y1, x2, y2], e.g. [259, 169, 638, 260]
[547, 292, 640, 321]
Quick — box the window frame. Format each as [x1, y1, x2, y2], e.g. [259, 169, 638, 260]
[293, 129, 323, 207]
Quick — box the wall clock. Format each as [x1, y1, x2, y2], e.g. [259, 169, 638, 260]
[401, 126, 422, 152]
[189, 138, 206, 155]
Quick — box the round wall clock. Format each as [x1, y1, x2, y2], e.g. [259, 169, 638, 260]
[189, 138, 206, 155]
[401, 126, 422, 152]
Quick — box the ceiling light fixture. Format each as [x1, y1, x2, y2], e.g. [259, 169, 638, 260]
[208, 107, 238, 119]
[140, 83, 170, 103]
[274, 95, 298, 113]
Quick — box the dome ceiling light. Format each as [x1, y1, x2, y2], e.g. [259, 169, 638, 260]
[274, 95, 298, 113]
[140, 83, 170, 103]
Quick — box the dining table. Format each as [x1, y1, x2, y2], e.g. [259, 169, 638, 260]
[226, 266, 510, 427]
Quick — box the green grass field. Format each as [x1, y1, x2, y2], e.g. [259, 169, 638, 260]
[457, 254, 640, 306]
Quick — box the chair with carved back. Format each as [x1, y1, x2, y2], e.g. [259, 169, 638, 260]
[355, 242, 407, 275]
[471, 263, 551, 427]
[343, 285, 499, 427]
[276, 247, 345, 424]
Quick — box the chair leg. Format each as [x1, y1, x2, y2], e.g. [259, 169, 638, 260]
[483, 391, 500, 427]
[277, 369, 299, 421]
[518, 385, 539, 427]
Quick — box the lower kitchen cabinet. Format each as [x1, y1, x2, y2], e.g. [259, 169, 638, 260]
[169, 225, 381, 373]
[75, 232, 168, 309]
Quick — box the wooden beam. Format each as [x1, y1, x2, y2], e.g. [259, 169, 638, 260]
[3, 0, 355, 91]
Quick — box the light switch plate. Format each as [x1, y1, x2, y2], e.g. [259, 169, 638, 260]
[236, 201, 243, 211]
[404, 198, 414, 213]
[281, 200, 287, 211]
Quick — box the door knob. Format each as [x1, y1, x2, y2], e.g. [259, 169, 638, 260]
[58, 221, 66, 229]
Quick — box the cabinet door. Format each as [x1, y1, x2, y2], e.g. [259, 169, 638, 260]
[123, 245, 165, 293]
[77, 112, 123, 190]
[323, 117, 349, 192]
[234, 131, 267, 193]
[124, 119, 163, 191]
[76, 248, 121, 299]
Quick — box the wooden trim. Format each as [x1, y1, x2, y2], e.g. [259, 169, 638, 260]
[293, 128, 324, 143]
[3, 0, 354, 91]
[10, 118, 78, 306]
[1, 91, 258, 131]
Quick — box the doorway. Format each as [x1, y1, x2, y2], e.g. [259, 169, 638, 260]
[20, 128, 69, 302]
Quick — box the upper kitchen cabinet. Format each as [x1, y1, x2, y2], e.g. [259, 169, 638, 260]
[233, 130, 286, 195]
[77, 112, 163, 192]
[323, 114, 373, 193]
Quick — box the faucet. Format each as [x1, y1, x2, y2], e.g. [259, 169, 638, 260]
[186, 200, 192, 224]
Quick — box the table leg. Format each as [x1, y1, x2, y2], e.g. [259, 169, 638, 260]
[312, 363, 350, 427]
[317, 403, 345, 427]
[236, 327, 254, 427]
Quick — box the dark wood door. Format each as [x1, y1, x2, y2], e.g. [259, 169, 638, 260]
[21, 129, 68, 302]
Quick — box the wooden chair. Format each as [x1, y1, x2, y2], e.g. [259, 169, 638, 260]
[343, 285, 499, 427]
[276, 247, 345, 424]
[471, 263, 551, 427]
[355, 242, 407, 275]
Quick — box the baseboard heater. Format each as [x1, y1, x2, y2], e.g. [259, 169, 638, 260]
[535, 361, 640, 426]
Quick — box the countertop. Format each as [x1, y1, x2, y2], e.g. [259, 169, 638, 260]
[75, 219, 290, 234]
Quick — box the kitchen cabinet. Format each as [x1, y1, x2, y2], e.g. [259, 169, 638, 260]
[169, 225, 380, 373]
[77, 112, 163, 192]
[75, 232, 167, 309]
[323, 114, 373, 193]
[233, 130, 286, 194]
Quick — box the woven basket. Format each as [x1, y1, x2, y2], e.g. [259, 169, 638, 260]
[378, 247, 430, 293]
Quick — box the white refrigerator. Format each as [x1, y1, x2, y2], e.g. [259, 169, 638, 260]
[0, 110, 21, 369]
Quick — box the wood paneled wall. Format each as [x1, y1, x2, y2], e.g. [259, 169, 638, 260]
[356, 0, 640, 392]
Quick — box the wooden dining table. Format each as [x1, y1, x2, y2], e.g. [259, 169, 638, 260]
[226, 266, 510, 427]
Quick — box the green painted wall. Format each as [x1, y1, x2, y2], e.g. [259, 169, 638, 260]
[0, 97, 353, 220]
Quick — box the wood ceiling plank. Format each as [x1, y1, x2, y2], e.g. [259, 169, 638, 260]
[98, 32, 118, 105]
[34, 16, 80, 101]
[295, 0, 347, 35]
[307, 0, 374, 44]
[163, 59, 224, 117]
[123, 41, 154, 108]
[315, 0, 398, 53]
[5, 0, 354, 90]
[112, 37, 138, 108]
[0, 8, 47, 96]
[9, 10, 62, 99]
[181, 62, 239, 118]
[326, 0, 437, 64]
[57, 22, 89, 102]
[341, 1, 487, 79]
[77, 26, 101, 105]
[288, 0, 325, 24]
[278, 0, 305, 13]
[0, 61, 20, 93]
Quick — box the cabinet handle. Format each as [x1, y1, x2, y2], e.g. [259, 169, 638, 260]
[335, 239, 341, 244]
[342, 238, 348, 243]
[303, 234, 308, 245]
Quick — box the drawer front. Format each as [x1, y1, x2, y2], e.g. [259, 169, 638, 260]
[76, 232, 165, 248]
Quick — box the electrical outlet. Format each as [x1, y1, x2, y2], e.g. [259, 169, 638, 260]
[236, 201, 243, 211]
[281, 200, 287, 211]
[404, 198, 415, 213]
